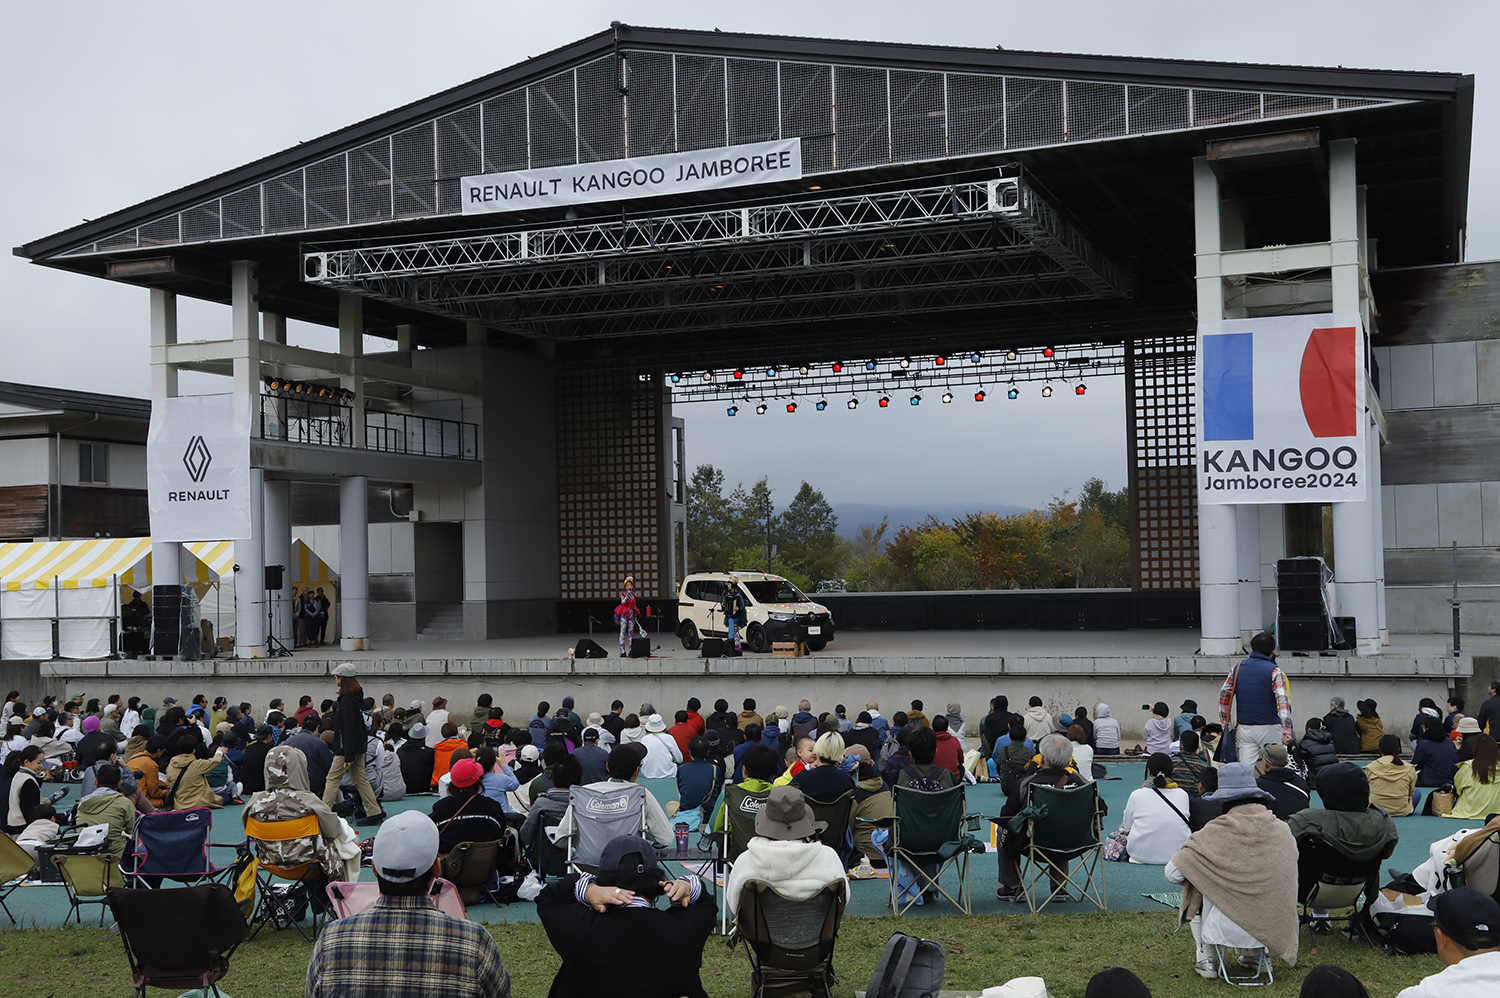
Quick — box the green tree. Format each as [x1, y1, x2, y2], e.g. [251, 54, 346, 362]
[1078, 477, 1130, 532]
[778, 482, 841, 584]
[685, 464, 731, 573]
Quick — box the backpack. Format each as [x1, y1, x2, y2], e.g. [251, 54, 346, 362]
[867, 932, 945, 998]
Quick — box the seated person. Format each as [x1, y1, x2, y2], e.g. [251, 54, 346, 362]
[723, 786, 848, 914]
[1287, 761, 1399, 932]
[1292, 718, 1340, 789]
[1092, 704, 1122, 756]
[1166, 763, 1298, 979]
[848, 744, 892, 872]
[1412, 715, 1460, 788]
[473, 746, 522, 822]
[992, 718, 1035, 796]
[995, 733, 1103, 903]
[246, 744, 361, 883]
[14, 800, 61, 861]
[1447, 732, 1500, 821]
[1170, 731, 1213, 795]
[792, 732, 856, 801]
[1255, 744, 1311, 820]
[675, 737, 720, 830]
[931, 715, 964, 779]
[430, 759, 511, 853]
[1364, 734, 1419, 818]
[555, 745, 674, 850]
[897, 726, 958, 792]
[429, 723, 467, 790]
[773, 734, 816, 788]
[1395, 887, 1500, 997]
[536, 834, 715, 998]
[1115, 753, 1192, 865]
[520, 755, 581, 868]
[397, 723, 436, 796]
[74, 762, 136, 860]
[1355, 699, 1386, 752]
[710, 743, 778, 834]
[1188, 768, 1224, 831]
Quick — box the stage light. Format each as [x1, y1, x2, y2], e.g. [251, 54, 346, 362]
[268, 378, 283, 391]
[1007, 387, 1019, 400]
[670, 373, 681, 383]
[900, 357, 911, 369]
[942, 391, 954, 404]
[815, 399, 828, 411]
[1076, 383, 1087, 395]
[974, 390, 987, 402]
[909, 394, 921, 406]
[831, 362, 843, 373]
[1043, 346, 1055, 358]
[786, 402, 797, 413]
[1041, 385, 1053, 397]
[934, 355, 946, 366]
[702, 372, 712, 382]
[798, 365, 809, 375]
[733, 369, 744, 379]
[866, 360, 877, 371]
[970, 352, 982, 363]
[767, 367, 778, 377]
[1006, 350, 1018, 361]
[727, 405, 738, 416]
[847, 397, 859, 410]
[878, 396, 890, 408]
[756, 403, 768, 415]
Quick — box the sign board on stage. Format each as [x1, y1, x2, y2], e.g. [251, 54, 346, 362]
[1196, 313, 1367, 505]
[147, 393, 253, 541]
[460, 139, 802, 214]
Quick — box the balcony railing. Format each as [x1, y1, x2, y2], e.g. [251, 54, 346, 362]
[259, 396, 478, 461]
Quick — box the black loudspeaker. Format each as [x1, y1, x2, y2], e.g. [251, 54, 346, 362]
[264, 564, 285, 591]
[1279, 618, 1327, 652]
[630, 636, 652, 659]
[701, 638, 727, 658]
[1331, 616, 1356, 651]
[574, 638, 608, 659]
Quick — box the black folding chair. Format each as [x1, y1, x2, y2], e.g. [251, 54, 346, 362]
[805, 792, 855, 871]
[734, 879, 846, 998]
[106, 883, 246, 998]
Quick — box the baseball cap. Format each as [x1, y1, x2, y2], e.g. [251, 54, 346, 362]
[450, 758, 483, 789]
[1259, 744, 1289, 768]
[582, 728, 600, 741]
[163, 697, 177, 705]
[519, 744, 540, 762]
[370, 811, 440, 884]
[598, 835, 661, 879]
[409, 700, 423, 711]
[32, 706, 47, 717]
[1431, 887, 1500, 950]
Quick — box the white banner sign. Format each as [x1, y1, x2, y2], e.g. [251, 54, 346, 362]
[1197, 313, 1368, 504]
[460, 138, 803, 214]
[147, 394, 253, 541]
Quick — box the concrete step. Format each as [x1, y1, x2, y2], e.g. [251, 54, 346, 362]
[418, 605, 466, 640]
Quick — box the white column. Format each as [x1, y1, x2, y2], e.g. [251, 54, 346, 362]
[263, 311, 286, 345]
[340, 476, 369, 651]
[1194, 156, 1241, 655]
[1371, 433, 1389, 642]
[263, 479, 292, 648]
[148, 289, 183, 587]
[234, 468, 266, 658]
[1236, 504, 1262, 641]
[1326, 139, 1381, 656]
[339, 293, 365, 449]
[230, 261, 261, 402]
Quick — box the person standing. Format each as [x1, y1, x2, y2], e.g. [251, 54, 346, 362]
[616, 577, 647, 657]
[1218, 631, 1293, 764]
[315, 588, 332, 646]
[322, 663, 385, 827]
[720, 578, 747, 653]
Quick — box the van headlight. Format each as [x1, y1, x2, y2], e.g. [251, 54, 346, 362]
[769, 612, 794, 621]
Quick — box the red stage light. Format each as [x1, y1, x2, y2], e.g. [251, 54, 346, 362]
[934, 355, 946, 366]
[1076, 384, 1087, 395]
[786, 402, 797, 413]
[831, 362, 843, 373]
[878, 396, 890, 408]
[1042, 346, 1055, 358]
[975, 391, 986, 402]
[733, 369, 744, 379]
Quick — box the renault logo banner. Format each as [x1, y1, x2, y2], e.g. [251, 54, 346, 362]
[461, 138, 802, 215]
[1196, 313, 1367, 505]
[147, 394, 252, 540]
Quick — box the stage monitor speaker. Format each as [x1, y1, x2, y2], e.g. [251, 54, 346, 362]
[574, 637, 608, 659]
[630, 636, 652, 659]
[701, 638, 727, 658]
[1278, 618, 1328, 652]
[264, 564, 285, 591]
[1331, 616, 1356, 651]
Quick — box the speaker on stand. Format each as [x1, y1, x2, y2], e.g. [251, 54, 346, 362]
[264, 564, 292, 658]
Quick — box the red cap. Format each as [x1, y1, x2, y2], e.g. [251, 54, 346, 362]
[450, 759, 483, 789]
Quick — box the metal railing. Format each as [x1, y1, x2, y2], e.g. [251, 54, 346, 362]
[258, 396, 478, 460]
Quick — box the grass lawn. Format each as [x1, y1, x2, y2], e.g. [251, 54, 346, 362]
[0, 909, 1443, 997]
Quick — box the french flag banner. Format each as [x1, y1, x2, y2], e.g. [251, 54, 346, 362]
[1196, 313, 1367, 505]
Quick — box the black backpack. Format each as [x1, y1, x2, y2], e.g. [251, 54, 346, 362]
[867, 932, 945, 998]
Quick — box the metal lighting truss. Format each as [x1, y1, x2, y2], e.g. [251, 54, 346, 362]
[665, 345, 1126, 404]
[301, 177, 1129, 339]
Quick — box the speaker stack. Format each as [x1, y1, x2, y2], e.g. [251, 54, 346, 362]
[151, 584, 201, 659]
[1275, 557, 1332, 652]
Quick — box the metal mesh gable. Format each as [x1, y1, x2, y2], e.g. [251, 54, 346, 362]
[96, 228, 139, 251]
[264, 169, 305, 233]
[481, 90, 529, 172]
[1192, 89, 1260, 127]
[676, 55, 727, 152]
[138, 215, 180, 247]
[393, 123, 436, 218]
[1127, 86, 1189, 134]
[947, 72, 1006, 157]
[181, 203, 221, 242]
[529, 70, 578, 168]
[1066, 81, 1127, 142]
[1264, 93, 1335, 118]
[889, 70, 945, 162]
[727, 58, 779, 145]
[221, 188, 262, 238]
[437, 106, 482, 212]
[576, 57, 624, 162]
[349, 138, 393, 223]
[834, 66, 889, 169]
[625, 51, 675, 156]
[1006, 77, 1064, 148]
[780, 62, 832, 172]
[305, 155, 349, 227]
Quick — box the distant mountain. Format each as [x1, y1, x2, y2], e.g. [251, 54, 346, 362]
[830, 501, 1033, 540]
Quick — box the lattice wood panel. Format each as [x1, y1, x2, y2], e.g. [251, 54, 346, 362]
[556, 367, 665, 598]
[1127, 335, 1198, 591]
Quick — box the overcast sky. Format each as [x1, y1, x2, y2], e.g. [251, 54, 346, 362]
[3, 1, 1493, 515]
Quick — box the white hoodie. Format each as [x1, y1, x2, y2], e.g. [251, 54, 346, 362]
[1022, 705, 1054, 743]
[724, 835, 849, 914]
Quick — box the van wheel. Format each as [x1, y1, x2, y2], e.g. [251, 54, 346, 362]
[680, 621, 701, 650]
[806, 639, 827, 652]
[745, 623, 769, 653]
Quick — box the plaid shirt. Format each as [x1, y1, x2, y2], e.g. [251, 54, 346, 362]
[1218, 662, 1294, 746]
[306, 895, 510, 998]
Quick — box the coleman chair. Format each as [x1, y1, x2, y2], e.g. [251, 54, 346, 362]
[326, 877, 466, 920]
[720, 783, 773, 932]
[531, 808, 570, 880]
[0, 832, 38, 924]
[1296, 834, 1381, 935]
[1014, 783, 1107, 914]
[564, 783, 652, 873]
[54, 852, 125, 927]
[437, 813, 517, 906]
[804, 792, 855, 871]
[121, 808, 236, 889]
[106, 883, 246, 998]
[733, 879, 846, 998]
[876, 784, 984, 915]
[244, 814, 328, 941]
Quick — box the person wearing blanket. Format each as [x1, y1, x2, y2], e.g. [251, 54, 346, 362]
[245, 744, 363, 885]
[723, 785, 848, 915]
[1166, 762, 1299, 979]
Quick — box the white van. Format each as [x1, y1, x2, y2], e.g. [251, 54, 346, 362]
[676, 571, 836, 653]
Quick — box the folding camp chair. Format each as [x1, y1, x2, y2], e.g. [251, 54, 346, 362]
[325, 877, 466, 920]
[734, 880, 846, 998]
[106, 883, 246, 998]
[565, 783, 651, 873]
[531, 808, 569, 880]
[0, 832, 37, 924]
[880, 784, 984, 915]
[805, 793, 856, 870]
[245, 814, 327, 941]
[1458, 824, 1500, 904]
[1296, 835, 1381, 935]
[54, 852, 125, 926]
[437, 813, 517, 906]
[1016, 783, 1107, 914]
[121, 808, 236, 889]
[720, 783, 772, 932]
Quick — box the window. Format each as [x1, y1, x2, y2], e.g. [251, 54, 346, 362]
[78, 442, 108, 484]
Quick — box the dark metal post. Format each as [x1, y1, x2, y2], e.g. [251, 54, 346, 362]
[1451, 540, 1462, 656]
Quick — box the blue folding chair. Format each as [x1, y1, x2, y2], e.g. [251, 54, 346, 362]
[121, 808, 237, 889]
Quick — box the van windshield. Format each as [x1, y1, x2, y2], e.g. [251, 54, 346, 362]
[741, 579, 810, 604]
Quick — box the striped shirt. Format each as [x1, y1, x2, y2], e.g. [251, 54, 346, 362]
[306, 895, 510, 998]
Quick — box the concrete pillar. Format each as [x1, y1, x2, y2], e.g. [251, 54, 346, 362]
[264, 479, 292, 648]
[234, 468, 266, 658]
[339, 293, 365, 449]
[263, 312, 286, 345]
[340, 476, 369, 651]
[1236, 504, 1262, 641]
[1193, 156, 1241, 656]
[397, 324, 416, 352]
[149, 288, 182, 584]
[1326, 139, 1381, 656]
[1371, 432, 1389, 642]
[230, 261, 260, 405]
